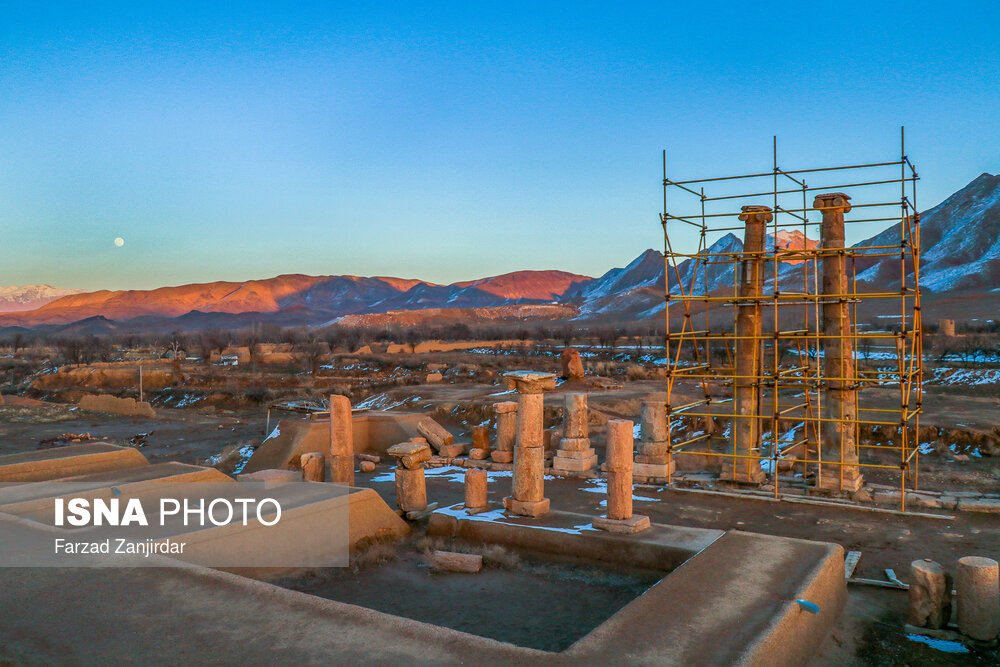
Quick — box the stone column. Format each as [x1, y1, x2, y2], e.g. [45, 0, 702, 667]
[470, 425, 490, 460]
[908, 559, 952, 629]
[593, 419, 650, 534]
[395, 468, 427, 512]
[956, 556, 1000, 640]
[634, 393, 676, 481]
[721, 205, 769, 485]
[387, 441, 432, 513]
[300, 452, 326, 482]
[815, 193, 862, 492]
[502, 372, 555, 517]
[329, 394, 354, 486]
[552, 393, 597, 472]
[491, 401, 518, 463]
[464, 468, 488, 514]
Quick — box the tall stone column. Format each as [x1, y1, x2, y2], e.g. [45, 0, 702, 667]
[593, 419, 650, 534]
[552, 393, 597, 472]
[491, 401, 518, 463]
[634, 393, 676, 480]
[722, 205, 769, 485]
[329, 394, 355, 486]
[502, 372, 555, 517]
[815, 193, 863, 492]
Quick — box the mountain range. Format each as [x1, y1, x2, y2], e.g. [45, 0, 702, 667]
[0, 285, 86, 312]
[2, 173, 998, 333]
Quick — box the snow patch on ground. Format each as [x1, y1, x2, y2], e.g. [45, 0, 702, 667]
[905, 634, 969, 654]
[432, 504, 597, 534]
[579, 478, 662, 503]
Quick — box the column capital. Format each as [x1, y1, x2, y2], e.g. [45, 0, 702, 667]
[739, 205, 773, 224]
[503, 371, 557, 394]
[813, 192, 852, 213]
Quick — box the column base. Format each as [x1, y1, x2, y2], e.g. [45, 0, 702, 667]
[503, 496, 550, 517]
[720, 462, 765, 485]
[490, 450, 514, 463]
[558, 437, 591, 451]
[552, 453, 598, 472]
[464, 504, 490, 515]
[554, 447, 596, 459]
[817, 471, 864, 493]
[592, 514, 650, 534]
[633, 461, 676, 478]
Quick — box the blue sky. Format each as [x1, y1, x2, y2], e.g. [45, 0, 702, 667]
[1, 2, 998, 290]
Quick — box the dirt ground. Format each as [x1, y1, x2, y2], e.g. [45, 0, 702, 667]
[274, 544, 661, 652]
[0, 402, 266, 465]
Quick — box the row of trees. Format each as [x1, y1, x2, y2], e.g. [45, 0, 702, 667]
[2, 321, 669, 362]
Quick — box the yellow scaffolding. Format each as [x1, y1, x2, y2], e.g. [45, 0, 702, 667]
[660, 129, 922, 510]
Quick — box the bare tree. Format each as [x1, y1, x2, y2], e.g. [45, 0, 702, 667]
[301, 340, 328, 376]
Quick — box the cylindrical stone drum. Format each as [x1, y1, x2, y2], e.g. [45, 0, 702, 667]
[395, 467, 427, 512]
[512, 446, 545, 502]
[606, 419, 635, 472]
[640, 398, 668, 443]
[516, 393, 544, 449]
[300, 452, 325, 482]
[465, 468, 488, 509]
[495, 404, 518, 451]
[957, 556, 1000, 640]
[563, 393, 589, 439]
[607, 472, 633, 521]
[472, 425, 489, 450]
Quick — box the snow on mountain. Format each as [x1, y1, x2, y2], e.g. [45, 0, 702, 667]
[0, 270, 593, 327]
[0, 285, 86, 312]
[571, 229, 821, 320]
[570, 249, 664, 300]
[855, 173, 1000, 292]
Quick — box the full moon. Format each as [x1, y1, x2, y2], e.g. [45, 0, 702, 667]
[114, 237, 125, 247]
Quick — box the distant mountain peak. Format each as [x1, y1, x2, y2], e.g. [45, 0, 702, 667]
[0, 284, 86, 312]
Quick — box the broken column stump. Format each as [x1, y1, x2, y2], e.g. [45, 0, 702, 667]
[634, 394, 676, 480]
[300, 452, 325, 482]
[560, 348, 585, 381]
[552, 393, 597, 473]
[908, 559, 952, 629]
[464, 468, 488, 513]
[394, 468, 427, 513]
[387, 441, 432, 514]
[469, 424, 490, 460]
[957, 556, 1000, 641]
[491, 401, 517, 463]
[594, 419, 649, 534]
